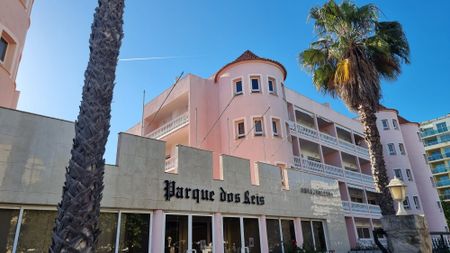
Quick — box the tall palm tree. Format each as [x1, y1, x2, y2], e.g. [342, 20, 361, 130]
[299, 0, 409, 215]
[50, 0, 124, 252]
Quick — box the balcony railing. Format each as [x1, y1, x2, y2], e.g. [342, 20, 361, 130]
[421, 127, 449, 138]
[341, 201, 382, 217]
[433, 166, 450, 174]
[436, 179, 450, 187]
[165, 155, 177, 173]
[441, 194, 450, 201]
[289, 121, 369, 159]
[146, 112, 189, 139]
[424, 137, 450, 147]
[428, 154, 444, 161]
[294, 157, 375, 188]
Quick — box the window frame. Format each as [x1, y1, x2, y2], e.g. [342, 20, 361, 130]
[387, 143, 397, 155]
[399, 143, 406, 155]
[392, 119, 399, 130]
[233, 78, 243, 96]
[403, 196, 410, 209]
[253, 117, 264, 136]
[271, 117, 282, 137]
[267, 76, 277, 95]
[234, 119, 246, 139]
[394, 169, 403, 180]
[0, 36, 8, 63]
[413, 196, 420, 209]
[249, 75, 261, 93]
[406, 169, 413, 181]
[381, 119, 390, 130]
[356, 227, 371, 239]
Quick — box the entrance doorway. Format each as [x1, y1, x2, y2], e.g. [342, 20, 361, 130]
[301, 220, 327, 252]
[266, 219, 296, 252]
[164, 214, 213, 253]
[223, 217, 261, 253]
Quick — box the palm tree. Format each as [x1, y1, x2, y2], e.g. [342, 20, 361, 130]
[49, 0, 124, 252]
[299, 0, 409, 215]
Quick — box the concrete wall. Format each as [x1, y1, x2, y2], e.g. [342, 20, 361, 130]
[0, 107, 351, 252]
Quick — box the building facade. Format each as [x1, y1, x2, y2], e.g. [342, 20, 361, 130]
[421, 114, 450, 202]
[0, 0, 34, 109]
[127, 50, 447, 248]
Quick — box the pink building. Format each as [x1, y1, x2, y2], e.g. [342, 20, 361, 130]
[127, 50, 445, 248]
[0, 0, 34, 109]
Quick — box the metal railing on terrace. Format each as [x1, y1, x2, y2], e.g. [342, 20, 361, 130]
[421, 127, 449, 138]
[436, 179, 450, 188]
[432, 166, 450, 174]
[294, 156, 375, 189]
[428, 152, 450, 162]
[289, 121, 370, 159]
[146, 112, 189, 139]
[425, 137, 450, 147]
[341, 200, 382, 217]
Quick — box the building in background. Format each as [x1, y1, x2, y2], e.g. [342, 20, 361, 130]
[127, 50, 448, 248]
[0, 0, 34, 109]
[421, 114, 450, 203]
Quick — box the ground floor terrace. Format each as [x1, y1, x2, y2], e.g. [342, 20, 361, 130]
[0, 206, 331, 253]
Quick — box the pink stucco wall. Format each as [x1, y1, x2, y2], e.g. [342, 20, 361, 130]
[0, 0, 34, 109]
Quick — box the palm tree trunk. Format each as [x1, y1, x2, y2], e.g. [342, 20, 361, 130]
[358, 104, 396, 215]
[49, 0, 124, 252]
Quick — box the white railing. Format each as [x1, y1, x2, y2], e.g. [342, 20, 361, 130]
[338, 139, 356, 152]
[351, 202, 369, 213]
[319, 132, 338, 145]
[368, 204, 382, 214]
[342, 201, 351, 211]
[356, 145, 370, 157]
[293, 156, 376, 189]
[342, 201, 382, 217]
[165, 156, 178, 173]
[147, 112, 189, 139]
[296, 124, 319, 140]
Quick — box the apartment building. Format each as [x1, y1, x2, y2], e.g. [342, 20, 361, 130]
[421, 114, 450, 202]
[0, 0, 34, 108]
[126, 50, 446, 248]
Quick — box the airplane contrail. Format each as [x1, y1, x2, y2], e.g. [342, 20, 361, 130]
[119, 55, 200, 62]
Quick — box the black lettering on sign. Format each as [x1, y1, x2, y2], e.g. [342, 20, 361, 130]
[244, 191, 250, 204]
[192, 189, 200, 203]
[209, 191, 215, 201]
[220, 187, 226, 202]
[176, 187, 184, 198]
[164, 180, 175, 201]
[235, 193, 241, 203]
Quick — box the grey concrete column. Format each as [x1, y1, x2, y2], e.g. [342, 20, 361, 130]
[381, 214, 432, 253]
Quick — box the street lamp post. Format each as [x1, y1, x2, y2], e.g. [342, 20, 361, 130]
[387, 177, 408, 216]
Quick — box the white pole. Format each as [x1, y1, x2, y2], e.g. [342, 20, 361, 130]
[141, 90, 146, 136]
[12, 207, 24, 253]
[114, 211, 122, 253]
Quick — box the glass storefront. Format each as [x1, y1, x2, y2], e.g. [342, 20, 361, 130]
[266, 219, 296, 253]
[223, 217, 261, 253]
[192, 216, 213, 252]
[243, 218, 260, 253]
[165, 215, 188, 253]
[16, 210, 56, 253]
[0, 209, 19, 253]
[118, 213, 150, 253]
[301, 220, 327, 252]
[223, 217, 241, 253]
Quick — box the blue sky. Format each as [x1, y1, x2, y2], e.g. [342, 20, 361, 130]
[16, 1, 450, 163]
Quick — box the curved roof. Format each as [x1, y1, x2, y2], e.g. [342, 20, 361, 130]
[378, 105, 419, 126]
[214, 50, 287, 83]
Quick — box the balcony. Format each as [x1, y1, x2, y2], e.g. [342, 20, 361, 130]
[441, 194, 450, 201]
[424, 137, 450, 147]
[146, 112, 189, 139]
[341, 201, 382, 217]
[432, 166, 450, 175]
[165, 155, 177, 173]
[428, 153, 444, 161]
[294, 157, 375, 189]
[421, 127, 449, 138]
[289, 121, 369, 159]
[436, 179, 450, 188]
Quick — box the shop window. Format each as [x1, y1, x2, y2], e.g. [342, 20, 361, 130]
[272, 118, 281, 137]
[17, 210, 57, 252]
[281, 220, 296, 250]
[165, 215, 188, 253]
[233, 79, 243, 96]
[406, 169, 413, 181]
[236, 120, 245, 139]
[223, 217, 241, 252]
[268, 77, 277, 95]
[399, 143, 406, 155]
[97, 212, 118, 253]
[356, 227, 371, 239]
[0, 209, 19, 252]
[301, 220, 326, 252]
[192, 216, 213, 253]
[387, 143, 396, 155]
[403, 196, 410, 209]
[394, 169, 403, 180]
[381, 119, 389, 130]
[253, 117, 264, 136]
[266, 219, 282, 253]
[392, 119, 399, 130]
[118, 213, 150, 253]
[0, 37, 7, 62]
[250, 76, 260, 93]
[243, 218, 261, 253]
[413, 196, 421, 209]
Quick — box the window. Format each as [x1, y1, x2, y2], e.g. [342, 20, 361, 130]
[406, 169, 413, 181]
[437, 122, 448, 133]
[236, 120, 245, 139]
[233, 79, 243, 95]
[403, 196, 410, 209]
[388, 143, 396, 155]
[253, 117, 263, 136]
[250, 76, 260, 93]
[17, 210, 58, 252]
[272, 118, 281, 137]
[0, 37, 7, 62]
[382, 119, 390, 130]
[413, 196, 420, 209]
[268, 77, 277, 94]
[441, 134, 450, 142]
[399, 143, 406, 155]
[392, 119, 399, 130]
[394, 169, 403, 180]
[356, 227, 371, 239]
[0, 209, 19, 252]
